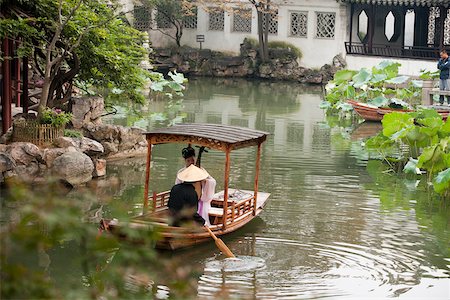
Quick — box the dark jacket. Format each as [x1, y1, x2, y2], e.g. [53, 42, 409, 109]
[438, 58, 450, 80]
[167, 183, 205, 226]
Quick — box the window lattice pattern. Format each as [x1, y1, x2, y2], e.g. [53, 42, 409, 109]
[133, 6, 151, 31]
[445, 9, 450, 45]
[183, 8, 198, 29]
[316, 12, 335, 38]
[209, 10, 224, 31]
[290, 11, 307, 37]
[427, 7, 440, 44]
[262, 12, 278, 34]
[233, 9, 252, 32]
[156, 10, 171, 29]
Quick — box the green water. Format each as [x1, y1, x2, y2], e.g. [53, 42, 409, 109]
[4, 78, 450, 299]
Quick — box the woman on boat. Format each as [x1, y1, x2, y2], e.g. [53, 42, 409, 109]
[176, 147, 216, 226]
[168, 165, 209, 227]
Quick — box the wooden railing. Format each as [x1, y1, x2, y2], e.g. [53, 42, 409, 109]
[345, 42, 441, 60]
[151, 190, 170, 212]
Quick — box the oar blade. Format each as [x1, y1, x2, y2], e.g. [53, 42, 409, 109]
[215, 238, 235, 258]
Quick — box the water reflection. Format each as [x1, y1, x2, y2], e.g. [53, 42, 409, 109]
[69, 78, 450, 298]
[3, 77, 448, 299]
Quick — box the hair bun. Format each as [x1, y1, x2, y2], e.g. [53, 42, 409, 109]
[182, 147, 195, 159]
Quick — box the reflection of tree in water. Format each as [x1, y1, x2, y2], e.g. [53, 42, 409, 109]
[184, 77, 322, 115]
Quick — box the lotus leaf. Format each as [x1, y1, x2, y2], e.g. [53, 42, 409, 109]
[433, 168, 450, 193]
[382, 112, 414, 137]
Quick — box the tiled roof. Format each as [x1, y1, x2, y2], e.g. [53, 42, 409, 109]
[338, 0, 450, 7]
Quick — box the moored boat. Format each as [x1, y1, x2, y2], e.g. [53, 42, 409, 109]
[101, 123, 270, 250]
[347, 100, 450, 121]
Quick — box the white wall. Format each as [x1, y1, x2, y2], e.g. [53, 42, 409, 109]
[147, 0, 348, 68]
[346, 55, 437, 76]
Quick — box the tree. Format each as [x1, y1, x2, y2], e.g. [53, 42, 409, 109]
[0, 0, 149, 119]
[195, 0, 276, 62]
[144, 0, 196, 47]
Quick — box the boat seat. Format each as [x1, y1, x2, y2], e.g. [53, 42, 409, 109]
[208, 207, 231, 225]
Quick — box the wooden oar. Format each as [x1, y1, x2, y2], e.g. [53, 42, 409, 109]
[204, 226, 235, 258]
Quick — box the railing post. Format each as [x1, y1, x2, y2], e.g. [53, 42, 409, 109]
[222, 147, 231, 230]
[143, 141, 152, 213]
[253, 143, 262, 216]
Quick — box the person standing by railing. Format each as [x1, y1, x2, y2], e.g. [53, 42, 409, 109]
[437, 49, 450, 106]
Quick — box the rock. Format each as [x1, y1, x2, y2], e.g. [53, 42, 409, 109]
[332, 54, 346, 69]
[71, 96, 104, 129]
[102, 142, 118, 155]
[79, 137, 104, 155]
[92, 158, 106, 177]
[0, 153, 15, 173]
[84, 124, 120, 142]
[118, 127, 145, 152]
[7, 142, 43, 165]
[52, 151, 94, 185]
[54, 136, 104, 155]
[42, 148, 68, 168]
[0, 127, 13, 144]
[54, 137, 78, 148]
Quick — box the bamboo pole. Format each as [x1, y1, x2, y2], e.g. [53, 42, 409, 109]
[253, 143, 261, 216]
[143, 141, 152, 213]
[222, 147, 231, 230]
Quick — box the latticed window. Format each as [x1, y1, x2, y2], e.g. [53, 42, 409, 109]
[156, 10, 172, 29]
[290, 11, 307, 37]
[316, 12, 335, 38]
[209, 9, 224, 31]
[133, 6, 151, 31]
[233, 9, 252, 32]
[427, 7, 440, 45]
[444, 9, 450, 45]
[262, 11, 278, 35]
[183, 8, 197, 29]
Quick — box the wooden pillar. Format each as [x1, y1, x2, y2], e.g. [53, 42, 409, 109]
[414, 7, 428, 47]
[2, 38, 12, 135]
[143, 141, 152, 213]
[14, 43, 21, 107]
[222, 147, 231, 230]
[22, 57, 28, 114]
[253, 143, 261, 216]
[438, 6, 445, 49]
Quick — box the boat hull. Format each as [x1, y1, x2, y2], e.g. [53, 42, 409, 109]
[102, 190, 270, 250]
[347, 100, 450, 121]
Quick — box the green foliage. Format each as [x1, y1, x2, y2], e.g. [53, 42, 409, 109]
[0, 180, 195, 299]
[40, 108, 72, 126]
[324, 61, 423, 115]
[64, 129, 83, 138]
[267, 41, 302, 60]
[243, 37, 303, 60]
[0, 0, 152, 105]
[419, 69, 440, 80]
[365, 110, 450, 196]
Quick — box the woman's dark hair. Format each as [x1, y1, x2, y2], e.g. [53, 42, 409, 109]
[182, 147, 195, 159]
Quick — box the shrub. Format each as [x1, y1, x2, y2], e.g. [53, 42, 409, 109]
[64, 129, 83, 138]
[40, 108, 72, 127]
[267, 41, 302, 60]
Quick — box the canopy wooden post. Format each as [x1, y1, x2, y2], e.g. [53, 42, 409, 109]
[222, 147, 231, 230]
[253, 143, 262, 216]
[143, 142, 152, 213]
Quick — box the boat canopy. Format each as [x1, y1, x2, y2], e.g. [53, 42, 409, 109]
[144, 123, 269, 151]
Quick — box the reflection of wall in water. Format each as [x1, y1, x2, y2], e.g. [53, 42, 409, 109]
[182, 91, 324, 152]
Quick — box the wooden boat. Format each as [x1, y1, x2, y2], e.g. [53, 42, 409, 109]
[101, 123, 270, 250]
[347, 100, 450, 121]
